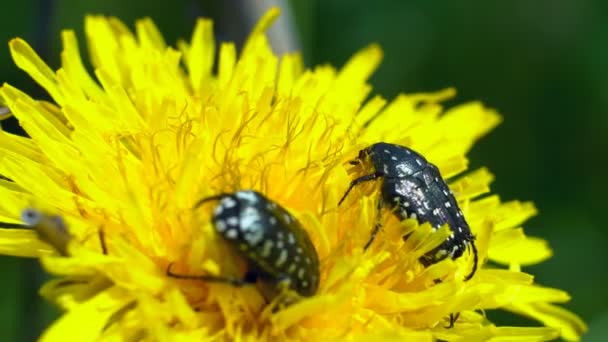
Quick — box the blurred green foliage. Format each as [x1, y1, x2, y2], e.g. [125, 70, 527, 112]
[0, 0, 605, 340]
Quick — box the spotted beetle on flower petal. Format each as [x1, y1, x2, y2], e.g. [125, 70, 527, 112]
[339, 142, 478, 281]
[168, 190, 320, 297]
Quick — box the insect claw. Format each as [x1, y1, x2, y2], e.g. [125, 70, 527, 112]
[445, 313, 460, 328]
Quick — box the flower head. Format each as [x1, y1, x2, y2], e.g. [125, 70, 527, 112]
[0, 7, 586, 341]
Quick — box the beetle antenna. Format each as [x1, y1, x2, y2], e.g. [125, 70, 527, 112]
[338, 172, 384, 206]
[193, 193, 232, 209]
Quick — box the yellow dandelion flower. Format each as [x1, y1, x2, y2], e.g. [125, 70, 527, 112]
[0, 7, 587, 342]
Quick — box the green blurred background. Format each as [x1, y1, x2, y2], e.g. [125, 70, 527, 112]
[0, 1, 605, 341]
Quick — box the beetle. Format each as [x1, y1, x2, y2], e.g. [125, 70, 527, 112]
[339, 142, 478, 281]
[20, 208, 73, 256]
[0, 208, 73, 256]
[167, 190, 320, 297]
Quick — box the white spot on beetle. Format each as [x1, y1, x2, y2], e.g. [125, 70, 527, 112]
[288, 233, 296, 245]
[433, 208, 440, 216]
[302, 281, 309, 288]
[225, 229, 238, 239]
[244, 230, 264, 246]
[215, 220, 227, 232]
[288, 263, 297, 273]
[269, 217, 277, 225]
[444, 201, 451, 208]
[275, 250, 288, 267]
[221, 197, 237, 208]
[383, 149, 390, 154]
[298, 268, 306, 279]
[227, 217, 239, 226]
[416, 159, 422, 166]
[236, 191, 258, 202]
[391, 156, 397, 161]
[261, 240, 273, 257]
[410, 213, 417, 219]
[240, 207, 261, 228]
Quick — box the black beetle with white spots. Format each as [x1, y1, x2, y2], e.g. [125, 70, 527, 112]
[168, 190, 320, 298]
[339, 142, 478, 281]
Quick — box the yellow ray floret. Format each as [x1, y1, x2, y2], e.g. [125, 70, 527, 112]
[0, 7, 585, 342]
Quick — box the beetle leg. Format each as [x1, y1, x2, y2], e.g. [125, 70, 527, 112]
[363, 198, 385, 250]
[98, 228, 108, 255]
[445, 312, 460, 328]
[166, 263, 257, 286]
[338, 172, 384, 206]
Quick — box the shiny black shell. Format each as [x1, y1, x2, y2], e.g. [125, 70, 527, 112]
[348, 142, 476, 275]
[211, 190, 319, 296]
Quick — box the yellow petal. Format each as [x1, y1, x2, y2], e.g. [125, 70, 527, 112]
[507, 302, 588, 342]
[9, 39, 64, 105]
[0, 228, 54, 257]
[187, 19, 215, 93]
[40, 286, 134, 342]
[489, 228, 553, 265]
